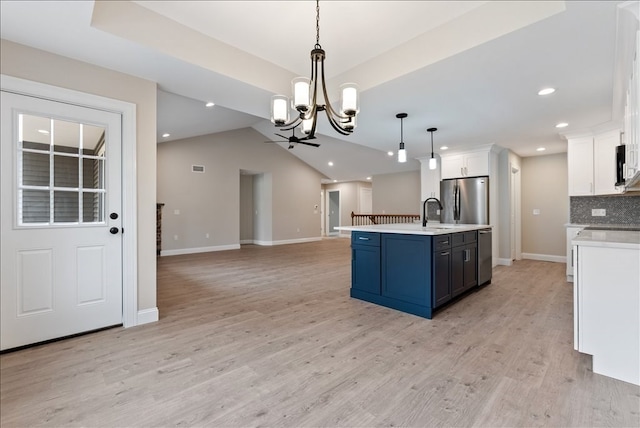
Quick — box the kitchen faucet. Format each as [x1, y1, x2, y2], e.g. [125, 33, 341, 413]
[423, 197, 443, 227]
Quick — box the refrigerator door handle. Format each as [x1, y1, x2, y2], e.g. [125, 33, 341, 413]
[454, 183, 460, 221]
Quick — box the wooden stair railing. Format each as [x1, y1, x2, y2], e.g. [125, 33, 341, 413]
[351, 211, 420, 226]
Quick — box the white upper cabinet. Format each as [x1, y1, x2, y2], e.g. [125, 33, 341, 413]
[623, 30, 639, 188]
[594, 130, 622, 195]
[568, 137, 594, 196]
[441, 151, 489, 179]
[567, 130, 622, 196]
[418, 157, 440, 200]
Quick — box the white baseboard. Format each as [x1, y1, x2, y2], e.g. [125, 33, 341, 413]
[240, 239, 254, 244]
[522, 253, 566, 263]
[496, 258, 513, 266]
[253, 237, 322, 246]
[161, 244, 240, 256]
[137, 307, 159, 325]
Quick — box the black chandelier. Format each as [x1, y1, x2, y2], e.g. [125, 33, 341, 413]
[270, 0, 359, 140]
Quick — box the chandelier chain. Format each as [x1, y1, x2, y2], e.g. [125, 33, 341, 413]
[315, 0, 321, 48]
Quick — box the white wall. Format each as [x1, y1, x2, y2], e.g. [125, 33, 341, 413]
[1, 39, 158, 311]
[157, 128, 324, 251]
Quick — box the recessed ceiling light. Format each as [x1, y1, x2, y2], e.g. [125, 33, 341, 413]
[162, 133, 170, 138]
[536, 147, 546, 152]
[333, 179, 337, 183]
[328, 161, 334, 166]
[538, 87, 556, 96]
[37, 129, 50, 134]
[440, 146, 448, 150]
[387, 151, 394, 156]
[555, 122, 568, 128]
[366, 176, 372, 180]
[205, 102, 215, 108]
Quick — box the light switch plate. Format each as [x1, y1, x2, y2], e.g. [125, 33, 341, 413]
[591, 209, 606, 216]
[533, 209, 540, 215]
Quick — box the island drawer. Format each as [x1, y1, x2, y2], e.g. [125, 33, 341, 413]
[451, 231, 477, 246]
[352, 231, 380, 247]
[433, 235, 452, 251]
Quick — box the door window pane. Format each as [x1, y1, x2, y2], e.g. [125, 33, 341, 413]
[22, 152, 50, 186]
[53, 155, 79, 188]
[82, 158, 104, 189]
[21, 190, 50, 223]
[54, 191, 79, 223]
[83, 192, 104, 223]
[53, 120, 80, 154]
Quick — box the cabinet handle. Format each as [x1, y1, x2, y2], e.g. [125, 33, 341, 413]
[358, 237, 370, 241]
[441, 252, 450, 256]
[461, 167, 464, 176]
[464, 249, 470, 262]
[440, 241, 449, 245]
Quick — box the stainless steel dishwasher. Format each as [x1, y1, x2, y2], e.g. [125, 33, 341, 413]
[478, 228, 492, 285]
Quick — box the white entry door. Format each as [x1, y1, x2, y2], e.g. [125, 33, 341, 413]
[1, 91, 123, 350]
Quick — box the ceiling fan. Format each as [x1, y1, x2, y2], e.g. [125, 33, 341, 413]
[265, 129, 320, 150]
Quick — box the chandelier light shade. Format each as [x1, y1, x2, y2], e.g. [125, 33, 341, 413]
[396, 113, 408, 163]
[428, 127, 438, 170]
[270, 0, 359, 140]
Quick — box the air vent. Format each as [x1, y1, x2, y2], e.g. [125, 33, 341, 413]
[192, 165, 205, 173]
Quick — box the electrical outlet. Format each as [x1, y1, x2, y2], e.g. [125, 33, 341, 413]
[173, 209, 180, 215]
[205, 233, 210, 239]
[173, 234, 178, 240]
[591, 209, 606, 217]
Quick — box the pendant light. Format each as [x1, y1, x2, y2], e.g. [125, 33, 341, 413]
[427, 127, 438, 170]
[397, 113, 408, 163]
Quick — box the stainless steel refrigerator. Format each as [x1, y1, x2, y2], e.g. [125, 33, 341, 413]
[440, 176, 492, 285]
[440, 176, 489, 225]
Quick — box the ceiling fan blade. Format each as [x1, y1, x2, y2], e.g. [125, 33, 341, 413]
[264, 140, 286, 144]
[274, 133, 288, 140]
[299, 141, 321, 147]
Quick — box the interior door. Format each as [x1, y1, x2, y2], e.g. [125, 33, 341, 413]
[1, 91, 123, 350]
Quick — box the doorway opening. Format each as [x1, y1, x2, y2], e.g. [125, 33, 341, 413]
[326, 189, 340, 237]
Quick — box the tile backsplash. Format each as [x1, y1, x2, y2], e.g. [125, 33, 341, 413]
[570, 194, 640, 224]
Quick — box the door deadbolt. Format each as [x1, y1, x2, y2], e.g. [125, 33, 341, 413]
[110, 213, 118, 220]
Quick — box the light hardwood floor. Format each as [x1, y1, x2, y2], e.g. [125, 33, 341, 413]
[1, 238, 639, 427]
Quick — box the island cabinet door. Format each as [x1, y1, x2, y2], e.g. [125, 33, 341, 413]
[432, 249, 452, 308]
[381, 234, 432, 306]
[451, 243, 477, 297]
[352, 245, 381, 295]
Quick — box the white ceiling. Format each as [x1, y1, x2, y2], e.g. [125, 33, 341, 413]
[1, 1, 636, 183]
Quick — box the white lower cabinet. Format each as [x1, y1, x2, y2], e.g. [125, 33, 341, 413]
[565, 226, 583, 281]
[573, 242, 640, 385]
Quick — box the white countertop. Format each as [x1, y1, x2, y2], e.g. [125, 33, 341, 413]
[335, 223, 492, 236]
[572, 229, 640, 250]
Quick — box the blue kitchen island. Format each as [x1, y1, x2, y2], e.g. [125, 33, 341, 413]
[336, 223, 492, 319]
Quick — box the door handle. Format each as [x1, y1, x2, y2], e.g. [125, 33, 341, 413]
[109, 227, 120, 235]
